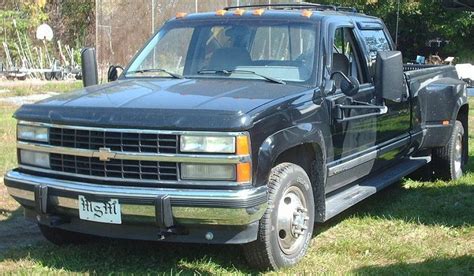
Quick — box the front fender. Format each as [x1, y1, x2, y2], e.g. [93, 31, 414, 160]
[254, 123, 328, 186]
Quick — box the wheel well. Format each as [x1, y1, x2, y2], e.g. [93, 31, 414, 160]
[457, 104, 469, 131]
[274, 144, 315, 177]
[274, 143, 326, 222]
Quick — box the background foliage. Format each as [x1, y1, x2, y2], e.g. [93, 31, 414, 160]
[312, 0, 474, 63]
[0, 0, 94, 68]
[1, 0, 473, 67]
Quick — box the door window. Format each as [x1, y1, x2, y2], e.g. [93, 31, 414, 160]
[360, 29, 391, 69]
[332, 27, 367, 88]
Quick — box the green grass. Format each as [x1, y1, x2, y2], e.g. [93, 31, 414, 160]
[0, 104, 17, 177]
[0, 81, 83, 97]
[0, 97, 472, 274]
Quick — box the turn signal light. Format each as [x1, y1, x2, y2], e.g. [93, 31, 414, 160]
[236, 135, 250, 155]
[237, 163, 252, 183]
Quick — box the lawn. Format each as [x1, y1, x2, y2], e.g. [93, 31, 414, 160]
[0, 85, 472, 274]
[0, 80, 83, 97]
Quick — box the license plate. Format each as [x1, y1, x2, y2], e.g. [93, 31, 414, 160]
[78, 195, 122, 224]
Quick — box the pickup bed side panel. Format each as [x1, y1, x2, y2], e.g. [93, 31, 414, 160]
[406, 65, 468, 149]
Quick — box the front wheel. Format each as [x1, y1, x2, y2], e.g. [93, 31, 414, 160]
[243, 163, 315, 270]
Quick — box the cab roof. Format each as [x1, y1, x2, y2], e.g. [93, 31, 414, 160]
[171, 3, 380, 24]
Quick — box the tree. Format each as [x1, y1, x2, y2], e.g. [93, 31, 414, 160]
[311, 0, 474, 63]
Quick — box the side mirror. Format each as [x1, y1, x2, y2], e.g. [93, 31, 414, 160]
[331, 71, 360, 97]
[375, 51, 404, 102]
[81, 48, 98, 87]
[107, 65, 124, 82]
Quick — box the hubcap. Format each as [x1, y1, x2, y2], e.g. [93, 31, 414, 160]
[454, 133, 463, 177]
[276, 185, 310, 255]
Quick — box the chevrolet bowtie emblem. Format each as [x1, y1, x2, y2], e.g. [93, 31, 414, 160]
[94, 147, 116, 162]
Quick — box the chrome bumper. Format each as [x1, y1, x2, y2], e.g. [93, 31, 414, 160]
[4, 170, 267, 226]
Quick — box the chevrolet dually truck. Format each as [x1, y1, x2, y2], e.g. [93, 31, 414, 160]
[4, 3, 468, 270]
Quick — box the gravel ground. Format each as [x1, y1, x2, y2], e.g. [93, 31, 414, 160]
[0, 92, 59, 106]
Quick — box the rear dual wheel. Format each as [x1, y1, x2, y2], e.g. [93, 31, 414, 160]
[243, 163, 315, 270]
[432, 120, 466, 180]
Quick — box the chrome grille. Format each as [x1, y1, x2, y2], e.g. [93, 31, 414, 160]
[49, 127, 178, 154]
[50, 153, 178, 181]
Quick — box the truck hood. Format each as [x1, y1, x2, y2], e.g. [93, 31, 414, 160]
[14, 78, 309, 130]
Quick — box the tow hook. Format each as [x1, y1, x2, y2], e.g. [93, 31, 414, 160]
[157, 226, 183, 240]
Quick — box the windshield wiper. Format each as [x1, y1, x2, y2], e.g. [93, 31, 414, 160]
[197, 69, 286, 85]
[127, 68, 184, 79]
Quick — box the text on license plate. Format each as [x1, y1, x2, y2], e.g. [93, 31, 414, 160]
[78, 195, 122, 224]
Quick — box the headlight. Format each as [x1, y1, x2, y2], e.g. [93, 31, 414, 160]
[20, 150, 50, 168]
[181, 164, 236, 180]
[17, 125, 49, 142]
[180, 135, 235, 153]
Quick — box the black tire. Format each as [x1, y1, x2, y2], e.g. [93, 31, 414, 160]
[243, 163, 315, 270]
[54, 71, 63, 80]
[44, 72, 53, 80]
[432, 120, 466, 180]
[38, 224, 93, 245]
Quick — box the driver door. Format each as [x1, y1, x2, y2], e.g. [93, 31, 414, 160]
[325, 27, 378, 192]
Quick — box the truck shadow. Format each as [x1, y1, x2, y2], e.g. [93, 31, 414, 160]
[0, 207, 43, 254]
[0, 233, 256, 274]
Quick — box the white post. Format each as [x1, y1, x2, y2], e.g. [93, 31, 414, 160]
[151, 0, 155, 34]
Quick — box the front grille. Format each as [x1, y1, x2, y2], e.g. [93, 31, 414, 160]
[49, 127, 178, 154]
[50, 153, 178, 181]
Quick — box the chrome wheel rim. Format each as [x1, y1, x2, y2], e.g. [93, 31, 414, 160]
[276, 185, 310, 255]
[454, 132, 463, 177]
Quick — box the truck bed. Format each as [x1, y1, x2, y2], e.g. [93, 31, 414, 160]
[403, 64, 458, 81]
[403, 64, 452, 72]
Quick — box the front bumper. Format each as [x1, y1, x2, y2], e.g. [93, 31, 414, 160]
[4, 170, 267, 243]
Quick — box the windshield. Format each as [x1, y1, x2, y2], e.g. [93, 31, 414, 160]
[125, 19, 318, 84]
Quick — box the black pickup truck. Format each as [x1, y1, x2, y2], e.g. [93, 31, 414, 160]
[5, 3, 468, 270]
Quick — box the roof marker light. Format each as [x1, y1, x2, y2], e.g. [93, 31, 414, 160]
[301, 9, 313, 18]
[234, 9, 245, 16]
[216, 9, 226, 16]
[253, 9, 265, 16]
[176, 12, 187, 19]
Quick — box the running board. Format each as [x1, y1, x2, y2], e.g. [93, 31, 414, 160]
[324, 156, 431, 221]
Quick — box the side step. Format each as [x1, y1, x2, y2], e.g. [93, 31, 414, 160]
[324, 156, 431, 221]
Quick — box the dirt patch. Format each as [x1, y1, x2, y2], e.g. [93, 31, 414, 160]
[0, 93, 59, 106]
[0, 182, 43, 253]
[0, 79, 77, 88]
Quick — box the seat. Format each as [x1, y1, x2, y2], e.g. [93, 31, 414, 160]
[332, 53, 350, 88]
[208, 47, 252, 70]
